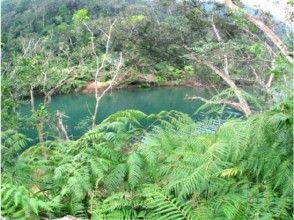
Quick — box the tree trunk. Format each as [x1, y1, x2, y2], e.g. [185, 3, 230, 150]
[56, 110, 69, 141]
[36, 118, 45, 143]
[201, 60, 252, 117]
[223, 0, 293, 63]
[30, 87, 35, 112]
[83, 20, 118, 129]
[30, 87, 45, 143]
[244, 14, 292, 62]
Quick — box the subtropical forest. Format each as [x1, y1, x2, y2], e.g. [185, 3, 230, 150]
[1, 0, 293, 219]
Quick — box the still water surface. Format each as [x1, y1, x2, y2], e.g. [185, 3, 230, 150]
[20, 87, 240, 144]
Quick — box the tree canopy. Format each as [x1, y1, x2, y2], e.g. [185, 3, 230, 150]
[1, 0, 293, 219]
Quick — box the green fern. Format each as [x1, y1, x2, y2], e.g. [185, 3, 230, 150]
[1, 183, 58, 219]
[1, 104, 292, 219]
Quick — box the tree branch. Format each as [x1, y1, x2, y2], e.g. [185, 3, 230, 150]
[211, 15, 229, 75]
[185, 95, 245, 113]
[83, 19, 121, 129]
[184, 47, 252, 116]
[222, 0, 293, 63]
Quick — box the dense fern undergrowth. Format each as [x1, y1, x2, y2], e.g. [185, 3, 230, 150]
[1, 97, 293, 220]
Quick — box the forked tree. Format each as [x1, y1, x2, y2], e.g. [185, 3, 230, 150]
[73, 9, 123, 129]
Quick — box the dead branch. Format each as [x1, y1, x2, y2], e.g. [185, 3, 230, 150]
[185, 95, 246, 113]
[266, 74, 274, 89]
[30, 86, 35, 112]
[211, 15, 229, 75]
[184, 45, 252, 117]
[44, 67, 78, 107]
[21, 37, 41, 56]
[222, 0, 293, 63]
[91, 52, 123, 129]
[56, 110, 70, 141]
[82, 19, 122, 129]
[250, 66, 273, 94]
[95, 53, 123, 101]
[241, 27, 276, 57]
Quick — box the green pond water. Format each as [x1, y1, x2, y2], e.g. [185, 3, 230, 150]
[20, 87, 241, 144]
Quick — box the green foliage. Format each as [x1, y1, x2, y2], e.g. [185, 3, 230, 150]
[128, 15, 146, 25]
[271, 55, 293, 76]
[1, 85, 23, 130]
[184, 65, 194, 75]
[2, 99, 292, 219]
[73, 9, 90, 23]
[155, 62, 184, 81]
[1, 130, 28, 166]
[2, 0, 291, 131]
[196, 88, 262, 115]
[249, 42, 264, 58]
[228, 9, 257, 32]
[1, 0, 293, 219]
[142, 185, 196, 219]
[1, 183, 58, 220]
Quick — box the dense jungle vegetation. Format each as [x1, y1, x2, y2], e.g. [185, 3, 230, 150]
[1, 0, 293, 219]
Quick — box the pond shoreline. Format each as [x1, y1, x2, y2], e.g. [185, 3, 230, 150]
[25, 78, 209, 99]
[81, 79, 208, 93]
[24, 76, 253, 100]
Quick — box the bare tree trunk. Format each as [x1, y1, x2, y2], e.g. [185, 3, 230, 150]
[91, 52, 123, 128]
[211, 15, 229, 75]
[30, 86, 35, 112]
[20, 37, 40, 56]
[56, 110, 69, 140]
[223, 0, 293, 63]
[185, 52, 252, 116]
[30, 86, 45, 143]
[36, 119, 45, 143]
[82, 20, 123, 129]
[266, 73, 274, 89]
[185, 14, 253, 117]
[34, 67, 78, 143]
[149, 2, 161, 26]
[250, 66, 273, 95]
[191, 17, 252, 116]
[201, 60, 252, 117]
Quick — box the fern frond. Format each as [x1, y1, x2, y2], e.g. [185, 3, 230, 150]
[104, 163, 128, 192]
[143, 185, 196, 220]
[127, 152, 144, 189]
